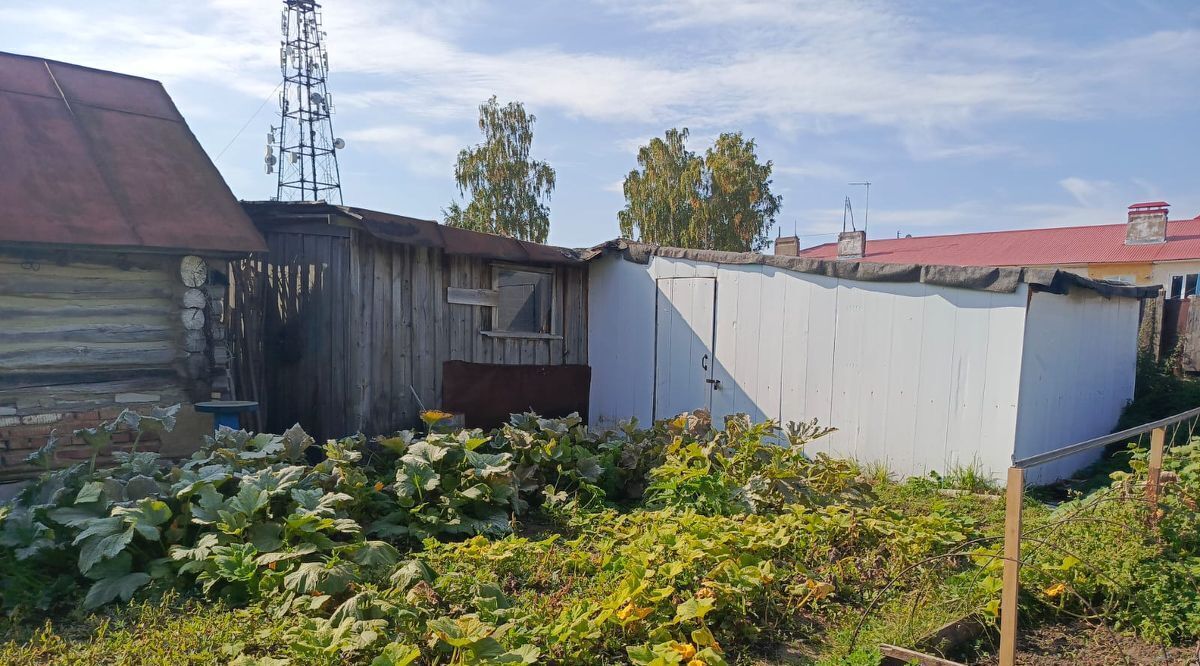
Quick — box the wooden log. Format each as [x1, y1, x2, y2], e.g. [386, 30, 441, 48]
[0, 344, 179, 370]
[181, 308, 205, 330]
[183, 288, 207, 309]
[0, 323, 174, 344]
[999, 466, 1025, 666]
[0, 276, 174, 299]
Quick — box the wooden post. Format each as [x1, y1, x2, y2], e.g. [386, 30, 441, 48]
[1146, 426, 1166, 517]
[999, 466, 1025, 666]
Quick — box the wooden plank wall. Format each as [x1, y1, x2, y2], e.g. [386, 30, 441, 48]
[246, 229, 588, 440]
[0, 251, 188, 415]
[254, 231, 352, 438]
[349, 232, 588, 436]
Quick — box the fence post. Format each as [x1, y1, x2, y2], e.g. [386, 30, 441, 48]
[999, 466, 1025, 666]
[1146, 426, 1166, 517]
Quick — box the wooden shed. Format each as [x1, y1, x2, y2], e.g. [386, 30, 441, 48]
[0, 53, 267, 478]
[235, 202, 590, 440]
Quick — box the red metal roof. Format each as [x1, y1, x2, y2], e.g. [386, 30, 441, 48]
[797, 215, 1200, 267]
[0, 52, 266, 254]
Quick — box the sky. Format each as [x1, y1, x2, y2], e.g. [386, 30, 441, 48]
[2, 1, 1198, 250]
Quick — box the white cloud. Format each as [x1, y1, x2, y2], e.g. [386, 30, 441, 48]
[774, 161, 851, 181]
[2, 0, 1197, 185]
[1059, 177, 1116, 209]
[341, 124, 463, 176]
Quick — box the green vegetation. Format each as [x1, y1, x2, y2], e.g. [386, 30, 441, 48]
[618, 128, 782, 252]
[444, 97, 556, 243]
[1, 406, 1197, 665]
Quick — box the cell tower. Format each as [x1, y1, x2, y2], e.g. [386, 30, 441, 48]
[265, 0, 344, 203]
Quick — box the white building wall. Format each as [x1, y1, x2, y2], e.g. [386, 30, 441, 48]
[702, 263, 1029, 479]
[588, 253, 1143, 482]
[1014, 289, 1140, 484]
[587, 253, 657, 428]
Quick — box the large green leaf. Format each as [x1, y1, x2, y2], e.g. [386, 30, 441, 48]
[113, 498, 173, 540]
[78, 524, 135, 575]
[83, 572, 152, 609]
[370, 642, 421, 666]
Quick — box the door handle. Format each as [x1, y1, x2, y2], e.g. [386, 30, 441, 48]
[701, 353, 709, 371]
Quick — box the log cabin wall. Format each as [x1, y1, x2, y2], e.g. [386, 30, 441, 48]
[236, 227, 588, 441]
[0, 249, 232, 479]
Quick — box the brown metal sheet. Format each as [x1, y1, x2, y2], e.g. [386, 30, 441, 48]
[441, 361, 591, 429]
[0, 52, 266, 254]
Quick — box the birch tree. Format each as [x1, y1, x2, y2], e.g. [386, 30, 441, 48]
[445, 97, 556, 243]
[619, 128, 781, 252]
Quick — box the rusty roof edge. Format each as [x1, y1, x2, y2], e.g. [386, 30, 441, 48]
[585, 239, 1159, 299]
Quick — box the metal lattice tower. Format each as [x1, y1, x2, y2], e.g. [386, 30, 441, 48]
[266, 0, 343, 203]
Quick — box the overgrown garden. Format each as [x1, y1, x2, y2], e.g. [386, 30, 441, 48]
[1, 406, 1197, 664]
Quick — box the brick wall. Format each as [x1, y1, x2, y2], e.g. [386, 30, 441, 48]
[0, 406, 163, 481]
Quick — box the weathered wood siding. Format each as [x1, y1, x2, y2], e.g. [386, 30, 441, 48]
[0, 249, 227, 478]
[242, 229, 588, 440]
[0, 252, 188, 414]
[351, 232, 588, 436]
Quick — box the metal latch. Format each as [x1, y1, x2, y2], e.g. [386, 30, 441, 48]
[705, 378, 721, 389]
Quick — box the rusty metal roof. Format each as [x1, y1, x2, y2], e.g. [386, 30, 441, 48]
[0, 52, 266, 254]
[243, 200, 583, 265]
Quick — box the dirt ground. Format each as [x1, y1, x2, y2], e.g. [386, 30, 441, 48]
[972, 620, 1199, 666]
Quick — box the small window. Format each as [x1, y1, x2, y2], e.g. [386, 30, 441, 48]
[1170, 273, 1199, 299]
[493, 266, 553, 334]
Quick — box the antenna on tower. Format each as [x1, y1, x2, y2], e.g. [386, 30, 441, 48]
[849, 181, 870, 234]
[269, 0, 345, 204]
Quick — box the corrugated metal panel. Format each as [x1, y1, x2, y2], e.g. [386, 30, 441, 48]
[797, 216, 1200, 266]
[0, 52, 266, 254]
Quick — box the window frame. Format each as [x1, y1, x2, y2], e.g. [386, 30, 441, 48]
[1169, 272, 1200, 300]
[487, 262, 560, 338]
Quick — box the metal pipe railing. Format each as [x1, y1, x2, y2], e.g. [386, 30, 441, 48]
[1012, 404, 1200, 469]
[998, 404, 1200, 666]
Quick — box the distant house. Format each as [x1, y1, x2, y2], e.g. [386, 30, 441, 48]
[0, 52, 266, 478]
[783, 202, 1200, 298]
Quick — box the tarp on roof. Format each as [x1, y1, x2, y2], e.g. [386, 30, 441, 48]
[0, 52, 266, 254]
[243, 201, 584, 266]
[584, 239, 1159, 299]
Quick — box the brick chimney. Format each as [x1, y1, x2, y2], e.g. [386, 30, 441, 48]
[1125, 201, 1169, 245]
[837, 230, 866, 259]
[774, 235, 800, 256]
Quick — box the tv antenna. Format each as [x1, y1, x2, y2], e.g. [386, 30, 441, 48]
[849, 181, 870, 233]
[842, 196, 856, 232]
[267, 0, 344, 203]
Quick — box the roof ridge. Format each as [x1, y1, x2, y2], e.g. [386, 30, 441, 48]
[0, 51, 164, 85]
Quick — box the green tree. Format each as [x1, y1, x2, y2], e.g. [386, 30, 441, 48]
[619, 128, 781, 252]
[444, 97, 556, 243]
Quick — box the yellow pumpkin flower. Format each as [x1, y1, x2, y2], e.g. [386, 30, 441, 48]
[1044, 582, 1067, 598]
[420, 409, 454, 426]
[671, 643, 697, 659]
[373, 481, 385, 492]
